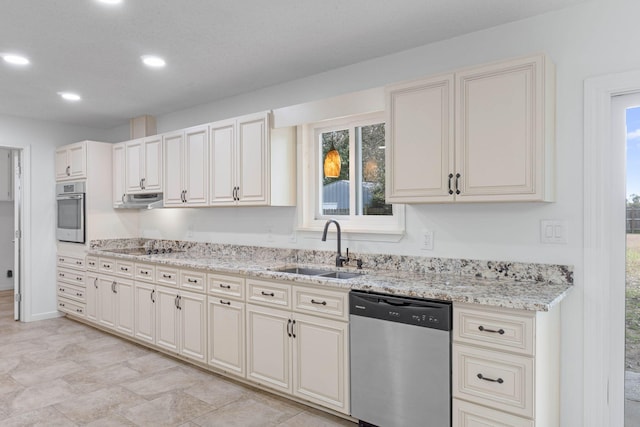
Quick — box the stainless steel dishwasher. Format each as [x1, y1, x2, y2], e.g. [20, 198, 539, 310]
[350, 290, 451, 427]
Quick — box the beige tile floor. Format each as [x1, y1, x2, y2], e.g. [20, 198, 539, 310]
[0, 290, 356, 426]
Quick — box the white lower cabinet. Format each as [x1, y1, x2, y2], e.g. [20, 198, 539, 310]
[452, 303, 560, 426]
[156, 285, 207, 363]
[96, 274, 134, 336]
[246, 290, 350, 415]
[134, 281, 156, 344]
[208, 297, 245, 376]
[85, 272, 98, 322]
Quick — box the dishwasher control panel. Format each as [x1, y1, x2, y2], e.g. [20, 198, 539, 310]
[350, 290, 451, 331]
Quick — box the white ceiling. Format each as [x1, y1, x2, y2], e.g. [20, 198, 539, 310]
[0, 0, 585, 129]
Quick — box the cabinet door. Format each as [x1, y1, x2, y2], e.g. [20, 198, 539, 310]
[246, 304, 291, 393]
[292, 313, 349, 414]
[114, 279, 134, 336]
[143, 135, 163, 192]
[68, 143, 86, 179]
[156, 286, 179, 352]
[209, 119, 236, 206]
[55, 148, 69, 180]
[385, 74, 455, 203]
[163, 132, 184, 206]
[208, 297, 245, 376]
[134, 282, 156, 344]
[125, 139, 144, 193]
[97, 276, 116, 329]
[183, 126, 209, 206]
[179, 291, 207, 363]
[112, 143, 126, 207]
[85, 273, 98, 322]
[455, 55, 548, 202]
[237, 113, 269, 205]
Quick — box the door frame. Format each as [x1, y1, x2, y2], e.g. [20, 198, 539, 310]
[584, 70, 640, 426]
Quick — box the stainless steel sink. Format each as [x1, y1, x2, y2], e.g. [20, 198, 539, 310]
[274, 266, 363, 280]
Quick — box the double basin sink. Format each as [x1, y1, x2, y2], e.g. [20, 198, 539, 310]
[275, 266, 363, 280]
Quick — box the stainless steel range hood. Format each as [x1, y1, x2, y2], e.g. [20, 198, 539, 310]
[116, 193, 164, 209]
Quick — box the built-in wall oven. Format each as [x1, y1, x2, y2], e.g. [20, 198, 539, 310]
[56, 181, 85, 243]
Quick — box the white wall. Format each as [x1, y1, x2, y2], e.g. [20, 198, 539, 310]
[0, 201, 13, 291]
[0, 115, 113, 321]
[106, 1, 640, 423]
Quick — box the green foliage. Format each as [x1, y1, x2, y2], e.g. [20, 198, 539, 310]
[628, 194, 640, 207]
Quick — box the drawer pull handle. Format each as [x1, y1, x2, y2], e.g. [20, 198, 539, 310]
[76, 292, 82, 297]
[163, 274, 172, 279]
[287, 319, 292, 337]
[478, 325, 505, 335]
[219, 284, 231, 289]
[59, 273, 64, 277]
[76, 277, 82, 281]
[76, 261, 82, 265]
[120, 267, 129, 271]
[261, 291, 275, 297]
[311, 299, 327, 306]
[187, 278, 198, 283]
[141, 270, 149, 275]
[477, 373, 504, 384]
[220, 300, 231, 306]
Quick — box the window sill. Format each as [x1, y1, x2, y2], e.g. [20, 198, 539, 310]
[295, 227, 405, 243]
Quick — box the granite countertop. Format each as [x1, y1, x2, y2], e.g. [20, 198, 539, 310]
[89, 247, 572, 312]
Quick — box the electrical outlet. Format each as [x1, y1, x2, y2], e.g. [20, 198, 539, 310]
[266, 225, 274, 242]
[540, 220, 568, 244]
[422, 230, 434, 250]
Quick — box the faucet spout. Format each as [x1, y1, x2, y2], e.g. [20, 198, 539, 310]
[322, 219, 347, 267]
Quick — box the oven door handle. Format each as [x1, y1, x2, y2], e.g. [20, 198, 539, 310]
[57, 194, 84, 200]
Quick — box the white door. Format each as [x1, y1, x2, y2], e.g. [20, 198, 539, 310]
[385, 74, 455, 202]
[112, 143, 126, 207]
[85, 272, 98, 322]
[183, 126, 209, 206]
[163, 132, 184, 206]
[12, 150, 20, 320]
[208, 297, 245, 376]
[97, 276, 116, 329]
[246, 304, 291, 393]
[143, 135, 163, 192]
[54, 148, 69, 180]
[114, 279, 134, 336]
[68, 143, 86, 179]
[125, 139, 143, 193]
[134, 282, 156, 343]
[156, 286, 179, 352]
[292, 313, 349, 414]
[209, 119, 237, 205]
[179, 290, 207, 362]
[237, 113, 268, 205]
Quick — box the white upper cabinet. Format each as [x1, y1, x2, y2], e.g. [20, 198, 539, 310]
[385, 54, 555, 203]
[163, 125, 209, 207]
[125, 135, 162, 194]
[55, 141, 87, 181]
[0, 148, 12, 202]
[112, 142, 126, 207]
[210, 112, 296, 207]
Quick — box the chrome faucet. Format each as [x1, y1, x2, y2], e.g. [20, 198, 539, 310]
[321, 219, 348, 267]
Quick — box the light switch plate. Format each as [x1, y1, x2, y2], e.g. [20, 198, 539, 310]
[540, 220, 568, 244]
[422, 230, 434, 250]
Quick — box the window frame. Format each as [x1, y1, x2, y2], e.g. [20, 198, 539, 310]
[298, 111, 405, 235]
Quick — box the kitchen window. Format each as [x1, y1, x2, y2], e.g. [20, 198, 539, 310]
[299, 112, 405, 235]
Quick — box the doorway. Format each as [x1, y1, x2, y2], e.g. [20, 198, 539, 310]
[0, 146, 22, 321]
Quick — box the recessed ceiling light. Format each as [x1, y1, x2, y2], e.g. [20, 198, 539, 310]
[97, 0, 123, 5]
[2, 54, 30, 65]
[58, 92, 82, 102]
[141, 55, 166, 68]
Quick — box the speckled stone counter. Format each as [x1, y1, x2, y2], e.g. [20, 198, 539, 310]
[88, 239, 573, 312]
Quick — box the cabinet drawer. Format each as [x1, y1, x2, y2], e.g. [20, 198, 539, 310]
[246, 279, 290, 309]
[115, 260, 134, 278]
[453, 399, 534, 427]
[453, 344, 534, 419]
[208, 273, 245, 300]
[454, 304, 535, 356]
[57, 254, 85, 270]
[57, 268, 85, 287]
[156, 266, 179, 287]
[293, 286, 348, 321]
[180, 269, 206, 292]
[57, 282, 85, 303]
[99, 258, 115, 274]
[86, 256, 99, 271]
[135, 262, 156, 282]
[57, 297, 85, 317]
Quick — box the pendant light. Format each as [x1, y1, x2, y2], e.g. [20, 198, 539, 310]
[324, 142, 341, 178]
